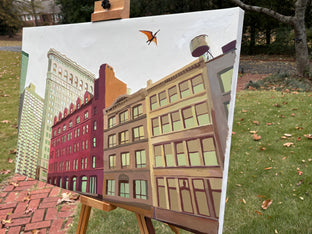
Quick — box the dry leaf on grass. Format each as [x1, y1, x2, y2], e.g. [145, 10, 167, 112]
[261, 199, 273, 210]
[0, 169, 11, 175]
[283, 142, 294, 147]
[253, 134, 261, 141]
[1, 120, 10, 124]
[264, 167, 272, 170]
[304, 134, 312, 139]
[253, 120, 260, 125]
[8, 158, 13, 164]
[9, 149, 17, 154]
[255, 210, 263, 215]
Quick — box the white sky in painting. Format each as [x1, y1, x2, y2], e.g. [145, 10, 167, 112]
[22, 7, 243, 98]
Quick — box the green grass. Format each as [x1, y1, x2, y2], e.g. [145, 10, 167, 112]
[223, 91, 312, 233]
[0, 51, 20, 183]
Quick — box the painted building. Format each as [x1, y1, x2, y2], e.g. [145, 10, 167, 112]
[37, 49, 96, 181]
[144, 48, 235, 233]
[16, 84, 44, 178]
[103, 88, 152, 211]
[47, 64, 127, 195]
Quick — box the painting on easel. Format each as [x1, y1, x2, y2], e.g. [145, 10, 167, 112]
[17, 5, 244, 233]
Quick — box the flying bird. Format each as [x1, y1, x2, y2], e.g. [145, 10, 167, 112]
[140, 30, 160, 45]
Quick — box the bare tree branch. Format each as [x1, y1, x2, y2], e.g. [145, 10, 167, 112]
[231, 0, 296, 25]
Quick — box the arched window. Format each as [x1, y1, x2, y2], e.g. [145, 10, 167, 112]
[75, 77, 78, 87]
[81, 176, 87, 193]
[85, 83, 88, 91]
[64, 70, 68, 82]
[65, 177, 69, 190]
[58, 67, 62, 77]
[79, 80, 83, 90]
[53, 63, 57, 73]
[59, 178, 63, 188]
[72, 177, 77, 191]
[69, 74, 73, 84]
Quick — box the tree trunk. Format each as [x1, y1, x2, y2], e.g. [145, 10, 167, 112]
[293, 0, 310, 76]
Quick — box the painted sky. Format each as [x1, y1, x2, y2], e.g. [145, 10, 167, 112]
[22, 7, 244, 98]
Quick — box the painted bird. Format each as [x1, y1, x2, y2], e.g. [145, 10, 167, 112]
[139, 30, 160, 45]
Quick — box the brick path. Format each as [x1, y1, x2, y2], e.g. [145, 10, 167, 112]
[0, 174, 79, 234]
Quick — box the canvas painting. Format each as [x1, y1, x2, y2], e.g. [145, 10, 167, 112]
[17, 7, 244, 233]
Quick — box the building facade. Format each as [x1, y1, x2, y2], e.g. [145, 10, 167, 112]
[37, 49, 96, 181]
[47, 64, 127, 195]
[145, 58, 226, 233]
[103, 88, 152, 211]
[16, 84, 44, 178]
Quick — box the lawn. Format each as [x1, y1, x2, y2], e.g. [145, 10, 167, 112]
[1, 48, 311, 233]
[0, 51, 21, 183]
[223, 91, 312, 233]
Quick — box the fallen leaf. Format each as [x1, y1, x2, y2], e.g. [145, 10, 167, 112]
[259, 146, 266, 151]
[284, 133, 292, 137]
[236, 184, 242, 187]
[1, 219, 12, 225]
[253, 121, 260, 125]
[23, 195, 31, 202]
[291, 113, 296, 117]
[249, 130, 257, 134]
[261, 199, 273, 210]
[253, 134, 261, 141]
[242, 109, 248, 113]
[275, 229, 278, 234]
[1, 120, 10, 124]
[57, 192, 79, 205]
[241, 198, 246, 204]
[9, 182, 18, 187]
[25, 208, 36, 214]
[265, 167, 272, 170]
[282, 156, 287, 160]
[232, 131, 236, 135]
[266, 123, 272, 126]
[298, 170, 303, 175]
[279, 115, 285, 118]
[0, 169, 11, 175]
[255, 210, 263, 215]
[225, 197, 228, 203]
[257, 195, 266, 198]
[273, 103, 281, 107]
[283, 142, 294, 147]
[31, 230, 41, 234]
[304, 134, 312, 139]
[281, 136, 288, 139]
[297, 137, 301, 141]
[8, 159, 13, 164]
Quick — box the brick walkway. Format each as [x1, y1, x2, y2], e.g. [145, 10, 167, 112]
[0, 174, 79, 234]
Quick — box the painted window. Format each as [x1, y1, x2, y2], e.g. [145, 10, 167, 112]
[109, 155, 116, 169]
[182, 107, 194, 129]
[69, 74, 73, 84]
[152, 118, 160, 136]
[218, 68, 233, 93]
[64, 70, 68, 81]
[161, 115, 170, 134]
[179, 80, 191, 98]
[150, 95, 158, 110]
[93, 121, 97, 130]
[191, 75, 205, 94]
[133, 104, 143, 119]
[119, 181, 129, 198]
[158, 91, 167, 107]
[65, 177, 69, 190]
[92, 156, 96, 168]
[89, 176, 97, 194]
[108, 134, 116, 148]
[195, 102, 210, 126]
[156, 178, 167, 208]
[119, 110, 128, 124]
[167, 178, 179, 211]
[176, 142, 186, 166]
[72, 177, 77, 192]
[208, 178, 222, 217]
[192, 179, 210, 216]
[134, 180, 148, 200]
[135, 150, 146, 168]
[154, 145, 163, 167]
[93, 137, 96, 147]
[179, 179, 193, 213]
[119, 131, 129, 145]
[76, 116, 80, 124]
[187, 139, 201, 166]
[164, 143, 174, 167]
[202, 138, 218, 166]
[108, 116, 116, 128]
[121, 152, 130, 168]
[53, 63, 57, 73]
[81, 176, 87, 193]
[84, 111, 89, 119]
[133, 126, 144, 141]
[79, 80, 83, 90]
[168, 86, 178, 103]
[106, 180, 115, 196]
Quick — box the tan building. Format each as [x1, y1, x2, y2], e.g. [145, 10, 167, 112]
[103, 88, 152, 212]
[145, 54, 234, 233]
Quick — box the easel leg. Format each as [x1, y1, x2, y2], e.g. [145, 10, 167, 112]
[76, 204, 92, 234]
[135, 213, 155, 234]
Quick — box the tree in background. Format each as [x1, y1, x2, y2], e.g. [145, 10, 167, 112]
[56, 0, 94, 23]
[231, 0, 311, 77]
[0, 0, 31, 37]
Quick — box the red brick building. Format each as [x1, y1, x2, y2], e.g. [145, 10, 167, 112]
[47, 64, 127, 195]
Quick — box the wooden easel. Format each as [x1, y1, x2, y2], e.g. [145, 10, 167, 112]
[76, 1, 180, 233]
